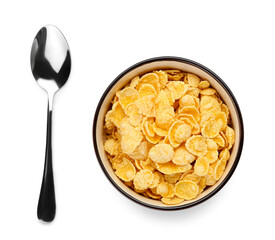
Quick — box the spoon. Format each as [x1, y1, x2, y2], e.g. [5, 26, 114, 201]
[30, 25, 71, 222]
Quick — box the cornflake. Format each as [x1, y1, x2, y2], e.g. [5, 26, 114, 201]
[103, 69, 235, 205]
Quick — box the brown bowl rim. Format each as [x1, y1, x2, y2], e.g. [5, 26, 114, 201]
[92, 56, 244, 210]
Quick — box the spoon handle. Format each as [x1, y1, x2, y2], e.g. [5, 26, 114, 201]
[37, 102, 56, 222]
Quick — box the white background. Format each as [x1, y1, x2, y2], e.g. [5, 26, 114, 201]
[0, 0, 274, 239]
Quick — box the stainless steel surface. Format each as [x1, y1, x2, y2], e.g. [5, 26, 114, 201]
[30, 25, 71, 222]
[31, 25, 71, 110]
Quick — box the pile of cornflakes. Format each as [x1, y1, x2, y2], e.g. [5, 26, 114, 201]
[103, 69, 235, 205]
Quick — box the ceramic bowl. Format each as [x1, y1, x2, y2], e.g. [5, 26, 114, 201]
[93, 56, 244, 210]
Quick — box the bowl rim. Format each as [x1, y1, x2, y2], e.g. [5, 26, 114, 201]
[93, 56, 244, 210]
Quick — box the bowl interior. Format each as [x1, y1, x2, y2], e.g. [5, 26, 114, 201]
[94, 59, 242, 209]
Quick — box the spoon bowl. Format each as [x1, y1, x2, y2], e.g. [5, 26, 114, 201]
[31, 25, 71, 96]
[31, 25, 71, 222]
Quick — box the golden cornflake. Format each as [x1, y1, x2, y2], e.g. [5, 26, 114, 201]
[200, 112, 214, 127]
[142, 118, 162, 144]
[138, 83, 157, 98]
[201, 118, 220, 138]
[212, 133, 225, 149]
[143, 119, 155, 137]
[115, 158, 136, 181]
[134, 160, 143, 170]
[200, 95, 221, 115]
[206, 139, 218, 151]
[204, 139, 218, 163]
[124, 180, 133, 188]
[172, 145, 196, 165]
[169, 121, 192, 148]
[161, 196, 184, 205]
[214, 159, 227, 180]
[157, 182, 174, 198]
[178, 113, 200, 135]
[105, 111, 115, 130]
[194, 157, 209, 176]
[129, 76, 139, 88]
[185, 135, 207, 157]
[178, 106, 200, 122]
[155, 106, 175, 130]
[185, 73, 201, 87]
[152, 122, 168, 137]
[186, 87, 201, 97]
[219, 148, 230, 161]
[205, 150, 218, 164]
[167, 81, 188, 100]
[133, 170, 154, 190]
[140, 159, 155, 171]
[136, 95, 155, 116]
[149, 143, 174, 163]
[146, 189, 162, 199]
[175, 180, 199, 200]
[221, 103, 230, 121]
[200, 88, 216, 96]
[215, 111, 227, 131]
[155, 90, 174, 109]
[181, 172, 201, 184]
[112, 157, 124, 171]
[108, 102, 126, 128]
[144, 130, 161, 144]
[128, 141, 148, 160]
[155, 70, 168, 89]
[164, 69, 184, 81]
[136, 72, 160, 91]
[120, 121, 143, 155]
[118, 87, 139, 110]
[179, 94, 197, 108]
[197, 176, 206, 194]
[198, 80, 210, 89]
[156, 162, 192, 174]
[220, 131, 228, 148]
[150, 171, 161, 188]
[205, 163, 217, 186]
[164, 173, 182, 184]
[225, 126, 235, 150]
[104, 138, 121, 156]
[205, 174, 217, 186]
[125, 102, 142, 126]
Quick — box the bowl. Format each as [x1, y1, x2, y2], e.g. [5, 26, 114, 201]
[93, 56, 244, 210]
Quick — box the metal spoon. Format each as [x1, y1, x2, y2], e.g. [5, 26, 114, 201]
[30, 25, 71, 222]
